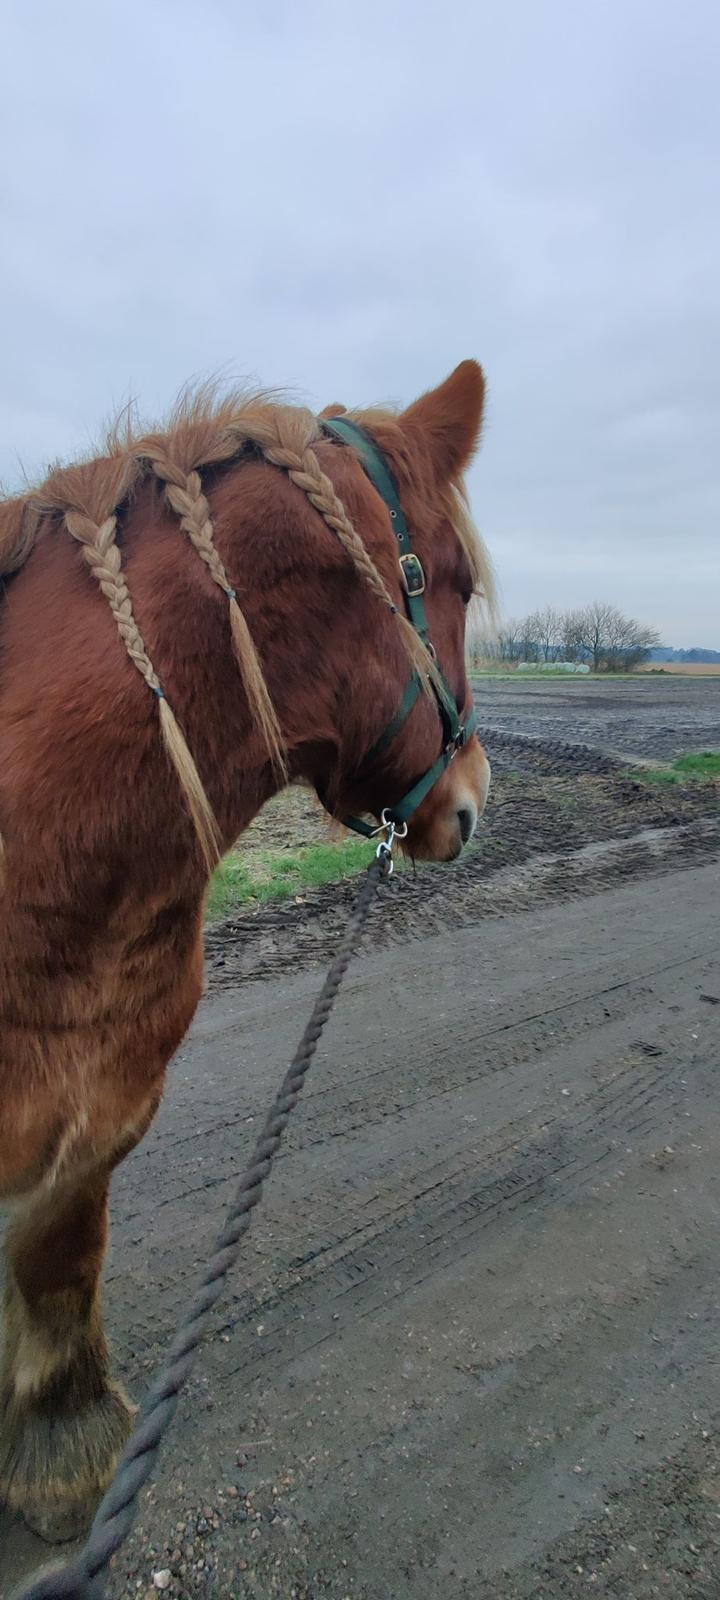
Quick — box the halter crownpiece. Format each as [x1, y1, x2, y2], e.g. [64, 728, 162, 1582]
[322, 416, 477, 837]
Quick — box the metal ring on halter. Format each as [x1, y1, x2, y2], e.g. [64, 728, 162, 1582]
[380, 807, 408, 838]
[373, 809, 408, 876]
[369, 809, 408, 842]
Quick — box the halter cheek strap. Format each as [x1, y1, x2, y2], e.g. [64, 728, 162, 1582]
[322, 416, 477, 838]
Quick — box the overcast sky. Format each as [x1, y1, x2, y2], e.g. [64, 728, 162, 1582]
[1, 1, 718, 645]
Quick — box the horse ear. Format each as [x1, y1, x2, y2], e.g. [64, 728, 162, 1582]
[401, 360, 486, 482]
[319, 403, 347, 419]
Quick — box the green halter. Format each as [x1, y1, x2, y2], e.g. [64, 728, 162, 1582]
[322, 416, 478, 839]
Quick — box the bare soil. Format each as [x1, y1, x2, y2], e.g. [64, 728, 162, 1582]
[473, 672, 720, 764]
[3, 683, 720, 1600]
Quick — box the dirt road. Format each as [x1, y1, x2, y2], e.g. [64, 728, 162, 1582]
[5, 823, 720, 1599]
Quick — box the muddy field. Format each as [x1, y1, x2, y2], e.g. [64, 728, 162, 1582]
[472, 672, 720, 765]
[3, 681, 720, 1600]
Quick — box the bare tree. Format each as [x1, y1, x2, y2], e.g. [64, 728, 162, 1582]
[575, 602, 659, 671]
[526, 605, 562, 662]
[575, 601, 621, 671]
[518, 616, 541, 662]
[604, 614, 660, 671]
[492, 603, 660, 672]
[496, 618, 525, 662]
[560, 608, 586, 662]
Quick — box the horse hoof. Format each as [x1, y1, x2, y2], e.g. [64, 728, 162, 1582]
[0, 1381, 134, 1545]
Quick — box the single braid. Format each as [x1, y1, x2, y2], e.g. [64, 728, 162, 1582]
[63, 510, 220, 872]
[259, 432, 440, 696]
[146, 452, 286, 778]
[146, 456, 230, 593]
[65, 512, 162, 693]
[262, 442, 396, 608]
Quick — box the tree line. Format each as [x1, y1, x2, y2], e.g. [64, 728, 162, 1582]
[471, 602, 660, 673]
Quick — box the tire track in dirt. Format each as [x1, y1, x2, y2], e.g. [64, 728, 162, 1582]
[115, 936, 709, 1236]
[78, 860, 719, 1600]
[115, 991, 712, 1387]
[106, 896, 717, 1359]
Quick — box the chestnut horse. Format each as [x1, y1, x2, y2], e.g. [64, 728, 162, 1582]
[0, 360, 493, 1540]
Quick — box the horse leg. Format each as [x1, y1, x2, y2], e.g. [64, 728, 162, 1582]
[0, 1166, 133, 1542]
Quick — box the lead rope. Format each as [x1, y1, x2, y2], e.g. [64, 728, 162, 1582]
[16, 841, 396, 1600]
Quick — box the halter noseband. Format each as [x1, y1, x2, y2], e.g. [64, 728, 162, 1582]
[322, 416, 477, 839]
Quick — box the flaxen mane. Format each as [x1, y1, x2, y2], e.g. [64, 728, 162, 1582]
[0, 389, 493, 870]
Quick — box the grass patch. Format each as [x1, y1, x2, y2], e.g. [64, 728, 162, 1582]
[673, 751, 720, 777]
[628, 751, 720, 786]
[207, 835, 378, 920]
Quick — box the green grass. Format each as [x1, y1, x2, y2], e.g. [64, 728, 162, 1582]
[673, 751, 720, 776]
[207, 835, 378, 920]
[628, 751, 720, 786]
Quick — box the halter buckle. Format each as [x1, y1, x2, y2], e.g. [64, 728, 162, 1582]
[399, 553, 426, 597]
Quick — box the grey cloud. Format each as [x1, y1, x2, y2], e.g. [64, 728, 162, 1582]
[1, 0, 717, 643]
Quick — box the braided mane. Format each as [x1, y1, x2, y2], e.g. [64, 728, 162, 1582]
[0, 390, 457, 869]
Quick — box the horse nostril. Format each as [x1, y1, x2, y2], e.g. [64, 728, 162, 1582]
[457, 806, 476, 844]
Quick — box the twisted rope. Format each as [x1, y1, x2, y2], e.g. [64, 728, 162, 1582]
[16, 854, 387, 1600]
